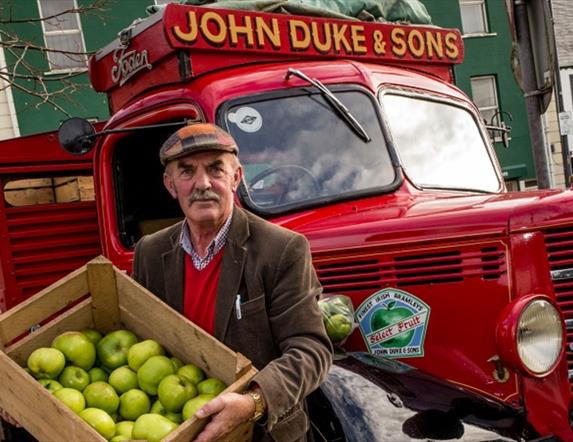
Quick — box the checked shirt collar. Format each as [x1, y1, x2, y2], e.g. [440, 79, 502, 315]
[179, 213, 233, 271]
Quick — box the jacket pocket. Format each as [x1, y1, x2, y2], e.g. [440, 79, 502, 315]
[239, 294, 266, 316]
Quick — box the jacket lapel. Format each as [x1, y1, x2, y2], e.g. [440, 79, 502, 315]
[162, 223, 185, 312]
[214, 207, 249, 341]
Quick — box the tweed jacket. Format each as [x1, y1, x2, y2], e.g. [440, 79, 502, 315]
[132, 207, 333, 442]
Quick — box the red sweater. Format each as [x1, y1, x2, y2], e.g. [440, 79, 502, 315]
[183, 251, 223, 335]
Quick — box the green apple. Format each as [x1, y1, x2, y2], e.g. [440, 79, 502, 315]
[158, 374, 197, 412]
[127, 339, 165, 372]
[150, 400, 183, 424]
[83, 381, 120, 415]
[52, 331, 96, 370]
[171, 357, 183, 372]
[88, 367, 109, 383]
[96, 330, 138, 371]
[82, 329, 103, 345]
[115, 420, 134, 438]
[371, 302, 414, 348]
[182, 394, 216, 421]
[58, 366, 90, 391]
[197, 378, 226, 396]
[110, 436, 130, 442]
[53, 387, 86, 414]
[177, 363, 205, 385]
[325, 313, 353, 342]
[108, 366, 138, 395]
[118, 389, 150, 421]
[27, 347, 66, 380]
[137, 355, 174, 396]
[38, 379, 63, 394]
[79, 408, 116, 440]
[132, 413, 178, 442]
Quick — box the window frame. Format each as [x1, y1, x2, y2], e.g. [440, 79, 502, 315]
[217, 84, 402, 217]
[459, 0, 490, 36]
[470, 75, 500, 127]
[37, 0, 88, 73]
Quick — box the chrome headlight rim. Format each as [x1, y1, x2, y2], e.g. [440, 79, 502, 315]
[496, 294, 565, 378]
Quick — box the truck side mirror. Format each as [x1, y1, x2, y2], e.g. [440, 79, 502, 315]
[58, 118, 97, 155]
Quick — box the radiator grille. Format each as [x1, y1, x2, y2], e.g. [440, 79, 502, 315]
[544, 225, 573, 390]
[315, 245, 505, 294]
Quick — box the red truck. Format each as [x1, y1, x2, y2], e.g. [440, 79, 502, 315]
[1, 4, 572, 441]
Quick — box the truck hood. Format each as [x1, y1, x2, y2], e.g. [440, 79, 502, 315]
[274, 188, 573, 250]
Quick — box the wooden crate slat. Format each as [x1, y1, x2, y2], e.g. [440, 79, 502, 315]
[164, 366, 258, 442]
[115, 271, 249, 384]
[0, 256, 256, 441]
[5, 299, 94, 366]
[0, 264, 89, 346]
[0, 351, 106, 442]
[86, 257, 121, 333]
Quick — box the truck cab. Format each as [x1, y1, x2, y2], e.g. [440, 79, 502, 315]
[2, 4, 573, 440]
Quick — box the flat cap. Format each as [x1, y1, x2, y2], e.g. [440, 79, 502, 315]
[159, 123, 238, 165]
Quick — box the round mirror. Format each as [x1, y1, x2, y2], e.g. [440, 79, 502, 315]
[58, 118, 97, 155]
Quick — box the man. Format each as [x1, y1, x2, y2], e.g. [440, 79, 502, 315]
[132, 123, 332, 442]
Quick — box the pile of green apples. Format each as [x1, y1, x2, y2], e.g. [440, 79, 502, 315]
[25, 329, 227, 442]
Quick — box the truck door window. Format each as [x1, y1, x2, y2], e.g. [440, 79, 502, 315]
[221, 88, 397, 215]
[380, 93, 501, 193]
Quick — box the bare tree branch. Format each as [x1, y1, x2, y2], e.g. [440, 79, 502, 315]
[0, 0, 112, 116]
[0, 0, 109, 25]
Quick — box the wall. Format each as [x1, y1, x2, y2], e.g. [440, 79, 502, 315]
[424, 0, 535, 184]
[0, 48, 19, 140]
[1, 0, 152, 135]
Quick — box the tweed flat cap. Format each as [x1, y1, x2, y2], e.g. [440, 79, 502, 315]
[159, 123, 238, 165]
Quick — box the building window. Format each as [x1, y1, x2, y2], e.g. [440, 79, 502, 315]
[38, 0, 87, 72]
[459, 0, 489, 35]
[471, 76, 499, 126]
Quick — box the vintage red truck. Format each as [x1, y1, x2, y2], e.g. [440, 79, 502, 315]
[0, 3, 572, 441]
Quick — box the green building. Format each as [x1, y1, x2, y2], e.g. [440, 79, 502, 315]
[424, 0, 541, 190]
[0, 0, 167, 136]
[0, 0, 544, 189]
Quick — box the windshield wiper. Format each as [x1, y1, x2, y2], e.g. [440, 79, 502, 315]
[285, 68, 371, 143]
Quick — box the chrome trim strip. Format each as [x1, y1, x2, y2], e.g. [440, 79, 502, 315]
[551, 268, 573, 281]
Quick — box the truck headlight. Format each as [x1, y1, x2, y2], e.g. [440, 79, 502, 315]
[496, 295, 564, 377]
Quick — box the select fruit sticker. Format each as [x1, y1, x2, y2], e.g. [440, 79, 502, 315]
[356, 288, 430, 358]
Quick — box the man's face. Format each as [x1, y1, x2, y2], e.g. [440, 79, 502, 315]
[163, 151, 242, 229]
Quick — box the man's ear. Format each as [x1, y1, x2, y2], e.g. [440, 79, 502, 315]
[232, 165, 243, 191]
[163, 172, 177, 199]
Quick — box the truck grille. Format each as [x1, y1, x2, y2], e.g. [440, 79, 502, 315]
[543, 225, 573, 389]
[314, 245, 505, 294]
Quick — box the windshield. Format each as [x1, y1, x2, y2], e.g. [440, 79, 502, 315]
[223, 88, 396, 214]
[380, 94, 501, 193]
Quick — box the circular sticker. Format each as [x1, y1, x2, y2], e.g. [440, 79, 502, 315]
[228, 107, 263, 133]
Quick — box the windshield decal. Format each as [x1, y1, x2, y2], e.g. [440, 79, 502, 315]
[356, 288, 430, 359]
[228, 107, 263, 133]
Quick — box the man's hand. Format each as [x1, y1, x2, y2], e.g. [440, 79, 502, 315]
[193, 392, 255, 442]
[0, 408, 21, 427]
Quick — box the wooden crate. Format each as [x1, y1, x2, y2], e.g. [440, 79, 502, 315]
[0, 256, 257, 442]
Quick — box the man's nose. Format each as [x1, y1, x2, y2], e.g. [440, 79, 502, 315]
[194, 169, 211, 189]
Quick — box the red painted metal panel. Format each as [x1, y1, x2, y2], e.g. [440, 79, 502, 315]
[1, 201, 101, 310]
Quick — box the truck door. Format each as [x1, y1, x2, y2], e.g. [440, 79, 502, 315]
[0, 129, 103, 312]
